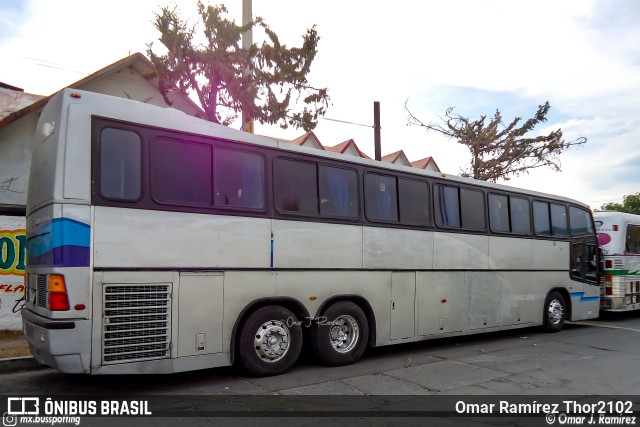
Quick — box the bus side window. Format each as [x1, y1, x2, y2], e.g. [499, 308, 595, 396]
[460, 188, 485, 231]
[569, 206, 594, 236]
[398, 178, 430, 225]
[489, 194, 509, 233]
[319, 165, 358, 218]
[150, 138, 213, 206]
[434, 184, 460, 228]
[100, 128, 142, 201]
[510, 197, 531, 235]
[550, 203, 568, 237]
[214, 149, 265, 210]
[365, 173, 398, 222]
[274, 158, 318, 214]
[533, 201, 551, 236]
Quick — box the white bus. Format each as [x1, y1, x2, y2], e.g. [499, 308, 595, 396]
[595, 211, 640, 311]
[23, 89, 600, 376]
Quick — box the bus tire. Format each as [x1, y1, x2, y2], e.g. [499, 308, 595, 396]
[311, 301, 369, 366]
[237, 305, 302, 377]
[543, 291, 566, 332]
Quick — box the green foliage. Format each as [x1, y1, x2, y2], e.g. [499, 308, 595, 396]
[406, 101, 587, 182]
[147, 1, 329, 131]
[601, 193, 640, 215]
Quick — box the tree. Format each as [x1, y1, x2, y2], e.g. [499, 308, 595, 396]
[147, 1, 329, 131]
[601, 193, 640, 214]
[405, 101, 586, 182]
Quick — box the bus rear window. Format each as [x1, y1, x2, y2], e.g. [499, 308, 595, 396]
[99, 128, 141, 201]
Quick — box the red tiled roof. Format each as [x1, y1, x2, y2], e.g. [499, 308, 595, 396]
[324, 139, 370, 158]
[411, 156, 441, 172]
[381, 150, 404, 163]
[287, 131, 325, 149]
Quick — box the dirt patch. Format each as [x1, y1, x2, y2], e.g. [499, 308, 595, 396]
[0, 330, 31, 359]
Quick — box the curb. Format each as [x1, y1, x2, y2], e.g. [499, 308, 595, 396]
[0, 356, 45, 374]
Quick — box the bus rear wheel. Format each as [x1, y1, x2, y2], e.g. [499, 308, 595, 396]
[543, 291, 566, 332]
[311, 301, 369, 366]
[237, 305, 302, 377]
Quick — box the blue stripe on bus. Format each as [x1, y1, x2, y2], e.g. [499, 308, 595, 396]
[569, 292, 600, 302]
[270, 230, 274, 268]
[27, 218, 90, 267]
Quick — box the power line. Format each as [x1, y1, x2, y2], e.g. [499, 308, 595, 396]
[14, 55, 91, 75]
[321, 117, 372, 128]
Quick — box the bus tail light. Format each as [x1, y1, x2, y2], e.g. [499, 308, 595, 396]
[604, 274, 613, 296]
[48, 274, 70, 311]
[613, 225, 618, 231]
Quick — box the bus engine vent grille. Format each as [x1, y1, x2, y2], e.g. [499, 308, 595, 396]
[36, 274, 47, 308]
[102, 283, 172, 365]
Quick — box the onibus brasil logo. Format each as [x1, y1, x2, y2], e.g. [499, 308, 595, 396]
[3, 397, 152, 426]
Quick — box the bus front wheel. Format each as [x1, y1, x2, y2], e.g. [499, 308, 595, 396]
[543, 291, 566, 332]
[311, 301, 369, 366]
[237, 305, 302, 377]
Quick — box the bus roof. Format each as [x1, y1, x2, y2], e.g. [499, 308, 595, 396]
[594, 211, 640, 224]
[52, 88, 591, 210]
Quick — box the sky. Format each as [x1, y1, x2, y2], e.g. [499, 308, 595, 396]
[1, 0, 638, 209]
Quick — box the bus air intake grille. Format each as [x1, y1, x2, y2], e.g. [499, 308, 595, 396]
[36, 274, 47, 308]
[102, 283, 172, 364]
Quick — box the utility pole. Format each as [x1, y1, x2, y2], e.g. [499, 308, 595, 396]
[242, 0, 254, 133]
[374, 101, 382, 161]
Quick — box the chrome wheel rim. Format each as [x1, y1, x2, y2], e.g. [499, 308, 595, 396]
[254, 320, 290, 363]
[547, 299, 564, 325]
[330, 315, 359, 353]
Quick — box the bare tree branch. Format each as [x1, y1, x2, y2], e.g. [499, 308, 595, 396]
[406, 99, 587, 182]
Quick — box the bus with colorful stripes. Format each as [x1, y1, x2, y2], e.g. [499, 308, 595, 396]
[595, 211, 640, 311]
[22, 89, 600, 376]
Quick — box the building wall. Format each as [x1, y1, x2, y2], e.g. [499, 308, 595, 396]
[80, 67, 201, 115]
[0, 112, 39, 208]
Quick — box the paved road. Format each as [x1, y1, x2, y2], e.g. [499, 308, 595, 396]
[2, 312, 640, 396]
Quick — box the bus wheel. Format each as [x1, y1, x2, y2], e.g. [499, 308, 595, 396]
[543, 291, 566, 332]
[238, 305, 302, 377]
[311, 301, 369, 366]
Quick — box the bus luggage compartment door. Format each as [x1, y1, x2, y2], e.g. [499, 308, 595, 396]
[178, 272, 224, 357]
[390, 272, 416, 340]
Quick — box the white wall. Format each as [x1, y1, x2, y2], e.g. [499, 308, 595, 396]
[0, 112, 38, 207]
